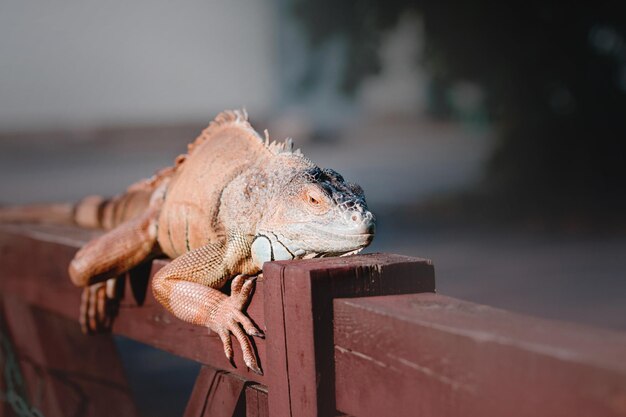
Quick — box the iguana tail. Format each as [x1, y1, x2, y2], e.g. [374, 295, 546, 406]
[0, 202, 76, 225]
[0, 191, 152, 230]
[0, 150, 175, 230]
[0, 196, 108, 228]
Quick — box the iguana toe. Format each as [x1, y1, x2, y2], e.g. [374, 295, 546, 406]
[217, 328, 234, 363]
[246, 360, 263, 376]
[79, 278, 120, 334]
[210, 277, 263, 373]
[230, 274, 247, 295]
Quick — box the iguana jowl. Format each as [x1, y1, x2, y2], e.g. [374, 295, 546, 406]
[1, 110, 376, 374]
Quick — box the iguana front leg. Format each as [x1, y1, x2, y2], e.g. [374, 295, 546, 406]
[151, 235, 263, 374]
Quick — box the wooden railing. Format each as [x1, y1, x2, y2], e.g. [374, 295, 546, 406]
[1, 224, 626, 417]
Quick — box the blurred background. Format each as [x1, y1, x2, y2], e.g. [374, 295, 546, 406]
[1, 1, 626, 415]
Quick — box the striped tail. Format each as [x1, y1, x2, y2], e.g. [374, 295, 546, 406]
[0, 195, 106, 229]
[0, 202, 75, 225]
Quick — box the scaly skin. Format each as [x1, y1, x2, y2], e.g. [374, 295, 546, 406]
[0, 110, 376, 374]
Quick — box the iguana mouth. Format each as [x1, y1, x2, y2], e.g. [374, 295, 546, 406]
[339, 248, 365, 257]
[302, 224, 375, 252]
[302, 247, 365, 259]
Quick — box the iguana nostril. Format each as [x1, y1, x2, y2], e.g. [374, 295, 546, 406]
[351, 214, 358, 222]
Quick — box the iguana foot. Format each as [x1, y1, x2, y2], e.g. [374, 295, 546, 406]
[211, 274, 263, 374]
[80, 278, 121, 333]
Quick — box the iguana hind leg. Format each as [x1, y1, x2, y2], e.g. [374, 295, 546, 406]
[151, 239, 263, 374]
[69, 209, 159, 286]
[80, 278, 122, 333]
[69, 209, 159, 332]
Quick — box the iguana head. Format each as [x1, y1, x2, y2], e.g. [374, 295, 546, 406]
[254, 164, 375, 263]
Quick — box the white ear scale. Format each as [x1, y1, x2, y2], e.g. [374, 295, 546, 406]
[251, 235, 272, 269]
[272, 240, 295, 261]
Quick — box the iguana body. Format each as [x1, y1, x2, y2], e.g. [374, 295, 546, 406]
[0, 110, 376, 374]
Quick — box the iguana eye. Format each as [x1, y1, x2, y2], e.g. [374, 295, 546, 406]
[303, 187, 329, 213]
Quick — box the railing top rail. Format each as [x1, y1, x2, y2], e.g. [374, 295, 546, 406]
[3, 223, 626, 417]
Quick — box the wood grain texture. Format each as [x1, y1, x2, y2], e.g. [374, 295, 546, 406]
[263, 254, 435, 417]
[183, 366, 246, 417]
[1, 223, 436, 417]
[1, 296, 138, 417]
[245, 384, 269, 417]
[0, 224, 266, 384]
[334, 293, 626, 417]
[0, 224, 92, 320]
[5, 223, 626, 417]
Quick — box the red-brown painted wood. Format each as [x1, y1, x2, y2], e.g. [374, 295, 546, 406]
[184, 366, 217, 417]
[4, 223, 626, 417]
[263, 254, 435, 417]
[0, 224, 266, 384]
[183, 366, 246, 417]
[0, 224, 92, 321]
[1, 296, 138, 417]
[333, 293, 626, 417]
[1, 224, 437, 416]
[245, 384, 269, 417]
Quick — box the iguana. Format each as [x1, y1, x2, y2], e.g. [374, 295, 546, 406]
[0, 110, 376, 374]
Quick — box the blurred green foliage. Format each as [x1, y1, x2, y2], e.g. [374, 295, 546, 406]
[293, 1, 626, 219]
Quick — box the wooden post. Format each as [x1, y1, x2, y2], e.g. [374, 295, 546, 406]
[263, 253, 435, 417]
[245, 384, 269, 417]
[183, 366, 247, 417]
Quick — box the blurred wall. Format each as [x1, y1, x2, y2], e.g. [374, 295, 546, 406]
[0, 0, 278, 131]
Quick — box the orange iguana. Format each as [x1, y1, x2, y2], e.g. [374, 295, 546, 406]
[0, 110, 376, 374]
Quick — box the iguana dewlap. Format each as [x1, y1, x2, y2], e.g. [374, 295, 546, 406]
[0, 110, 376, 374]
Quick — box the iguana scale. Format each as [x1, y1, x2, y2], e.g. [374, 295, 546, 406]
[0, 110, 376, 374]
